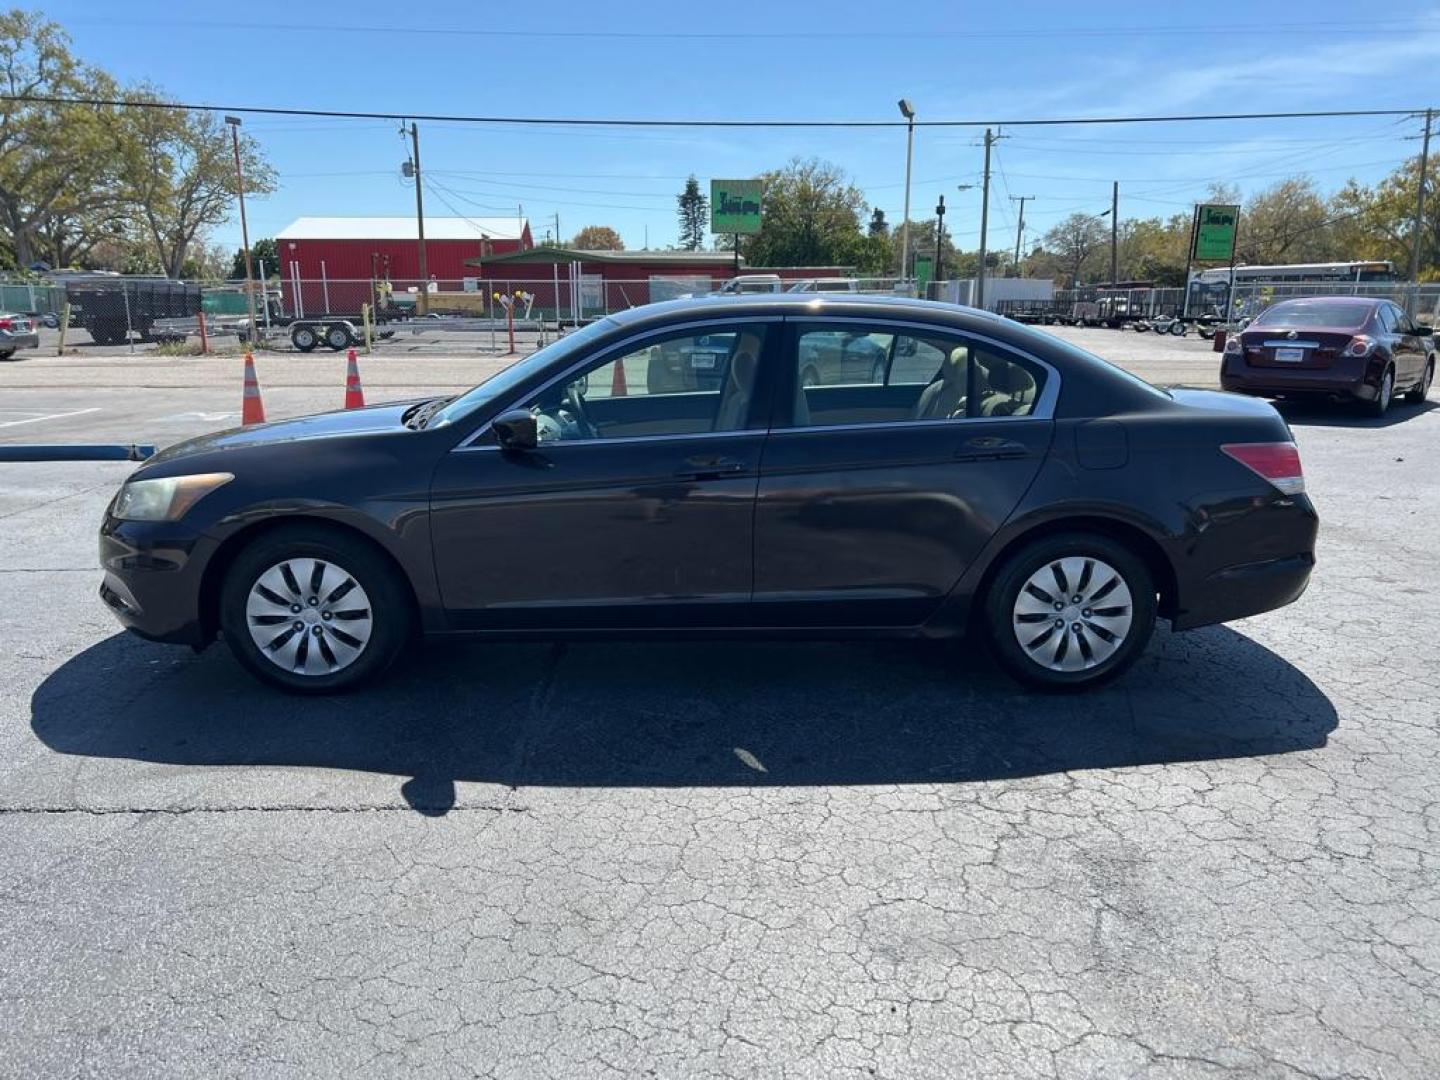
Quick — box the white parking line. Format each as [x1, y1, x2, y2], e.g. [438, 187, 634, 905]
[0, 407, 101, 430]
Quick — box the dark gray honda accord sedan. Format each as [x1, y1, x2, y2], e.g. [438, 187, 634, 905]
[100, 296, 1317, 693]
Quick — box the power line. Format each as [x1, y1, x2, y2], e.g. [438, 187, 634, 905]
[65, 15, 1438, 42]
[2, 94, 1428, 129]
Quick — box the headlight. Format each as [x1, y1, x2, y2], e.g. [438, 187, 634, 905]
[111, 473, 233, 522]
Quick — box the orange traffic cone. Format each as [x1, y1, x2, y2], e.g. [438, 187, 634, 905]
[241, 351, 266, 425]
[610, 354, 627, 397]
[344, 348, 366, 409]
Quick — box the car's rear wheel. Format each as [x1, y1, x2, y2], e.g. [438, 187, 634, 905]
[219, 526, 412, 693]
[1366, 366, 1394, 417]
[0, 349, 14, 361]
[1404, 358, 1433, 404]
[983, 532, 1157, 691]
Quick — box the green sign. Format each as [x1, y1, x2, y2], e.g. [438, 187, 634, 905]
[710, 179, 763, 235]
[1193, 204, 1240, 261]
[914, 253, 933, 294]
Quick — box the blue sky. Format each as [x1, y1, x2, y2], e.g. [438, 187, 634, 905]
[38, 1, 1440, 256]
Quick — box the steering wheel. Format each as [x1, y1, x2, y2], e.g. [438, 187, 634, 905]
[564, 379, 598, 440]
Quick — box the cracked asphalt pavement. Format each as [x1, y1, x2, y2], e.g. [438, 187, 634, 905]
[1, 330, 1437, 1077]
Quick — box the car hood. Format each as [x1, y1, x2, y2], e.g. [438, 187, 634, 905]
[143, 401, 424, 468]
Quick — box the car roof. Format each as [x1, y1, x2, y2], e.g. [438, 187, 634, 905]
[606, 293, 1009, 330]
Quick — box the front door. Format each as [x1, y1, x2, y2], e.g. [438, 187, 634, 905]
[430, 321, 775, 630]
[752, 319, 1054, 627]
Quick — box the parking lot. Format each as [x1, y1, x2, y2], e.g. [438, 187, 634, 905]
[1, 327, 1437, 1077]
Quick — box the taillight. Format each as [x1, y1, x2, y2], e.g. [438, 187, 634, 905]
[1221, 442, 1304, 496]
[1223, 336, 1242, 356]
[0, 318, 11, 331]
[1346, 335, 1375, 357]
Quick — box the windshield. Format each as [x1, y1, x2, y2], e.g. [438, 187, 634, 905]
[428, 318, 619, 428]
[1253, 301, 1371, 329]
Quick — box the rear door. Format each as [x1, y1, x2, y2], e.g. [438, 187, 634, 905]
[751, 317, 1056, 627]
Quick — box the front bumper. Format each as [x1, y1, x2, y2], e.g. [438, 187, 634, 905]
[99, 517, 217, 646]
[0, 329, 40, 353]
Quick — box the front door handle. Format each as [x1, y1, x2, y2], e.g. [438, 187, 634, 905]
[954, 436, 1028, 462]
[674, 455, 748, 480]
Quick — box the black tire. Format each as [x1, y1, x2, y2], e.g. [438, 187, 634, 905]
[1404, 358, 1433, 404]
[291, 325, 318, 352]
[1168, 320, 1186, 336]
[982, 531, 1157, 692]
[324, 323, 352, 350]
[219, 524, 413, 694]
[0, 349, 15, 361]
[1365, 366, 1394, 418]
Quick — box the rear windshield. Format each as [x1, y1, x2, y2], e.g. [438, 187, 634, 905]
[1253, 302, 1370, 329]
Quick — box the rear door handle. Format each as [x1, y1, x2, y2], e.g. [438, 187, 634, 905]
[954, 436, 1028, 462]
[674, 455, 748, 480]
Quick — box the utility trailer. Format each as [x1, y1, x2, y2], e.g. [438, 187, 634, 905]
[64, 276, 202, 345]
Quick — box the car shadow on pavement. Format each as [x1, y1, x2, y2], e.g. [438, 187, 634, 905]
[30, 624, 1336, 816]
[1275, 398, 1436, 429]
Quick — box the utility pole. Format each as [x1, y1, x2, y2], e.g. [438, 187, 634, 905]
[976, 128, 995, 310]
[407, 122, 429, 313]
[899, 99, 916, 281]
[224, 116, 258, 346]
[934, 194, 946, 291]
[1010, 195, 1034, 276]
[1410, 108, 1433, 313]
[554, 212, 562, 248]
[1110, 181, 1120, 287]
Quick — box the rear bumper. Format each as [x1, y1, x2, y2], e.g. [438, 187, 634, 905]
[0, 329, 40, 352]
[99, 518, 215, 646]
[1171, 551, 1314, 630]
[1220, 353, 1382, 400]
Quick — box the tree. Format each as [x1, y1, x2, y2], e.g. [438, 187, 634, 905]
[0, 11, 126, 269]
[1234, 177, 1333, 265]
[1043, 213, 1108, 285]
[571, 224, 624, 250]
[1330, 157, 1438, 277]
[676, 176, 708, 250]
[890, 217, 958, 273]
[741, 157, 867, 267]
[231, 237, 279, 280]
[119, 93, 276, 279]
[868, 208, 888, 237]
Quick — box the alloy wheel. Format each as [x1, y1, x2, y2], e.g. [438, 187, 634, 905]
[1011, 556, 1134, 672]
[245, 558, 373, 676]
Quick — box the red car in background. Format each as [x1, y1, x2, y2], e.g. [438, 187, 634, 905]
[1221, 297, 1434, 417]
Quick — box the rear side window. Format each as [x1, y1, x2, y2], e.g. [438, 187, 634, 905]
[787, 323, 1047, 428]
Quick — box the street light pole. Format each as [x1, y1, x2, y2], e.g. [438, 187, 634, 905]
[1010, 195, 1034, 276]
[407, 121, 429, 314]
[224, 116, 259, 348]
[898, 99, 915, 283]
[1409, 108, 1433, 313]
[1110, 180, 1120, 287]
[976, 128, 995, 310]
[933, 194, 946, 291]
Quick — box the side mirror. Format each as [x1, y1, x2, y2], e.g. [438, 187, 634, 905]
[492, 408, 538, 451]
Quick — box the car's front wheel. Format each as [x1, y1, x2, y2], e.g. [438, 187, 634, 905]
[983, 532, 1157, 691]
[219, 525, 412, 693]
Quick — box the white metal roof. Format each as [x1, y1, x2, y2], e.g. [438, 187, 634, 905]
[276, 216, 528, 242]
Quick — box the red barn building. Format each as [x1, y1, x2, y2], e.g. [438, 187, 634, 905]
[275, 215, 532, 315]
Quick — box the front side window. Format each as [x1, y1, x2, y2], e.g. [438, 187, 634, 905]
[787, 324, 1046, 428]
[520, 325, 767, 442]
